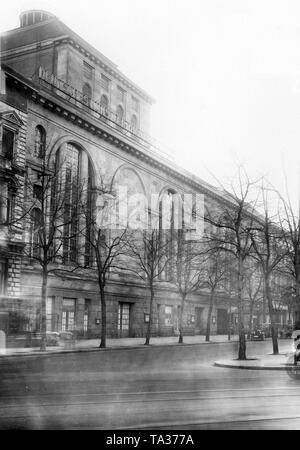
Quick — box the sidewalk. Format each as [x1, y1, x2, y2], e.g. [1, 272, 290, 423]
[0, 334, 239, 358]
[215, 352, 294, 371]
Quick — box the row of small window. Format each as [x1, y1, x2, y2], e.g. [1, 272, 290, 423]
[82, 88, 139, 129]
[83, 62, 140, 112]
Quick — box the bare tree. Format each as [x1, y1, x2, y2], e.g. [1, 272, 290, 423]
[80, 187, 128, 349]
[205, 168, 258, 360]
[278, 189, 300, 326]
[23, 147, 83, 351]
[126, 226, 170, 345]
[174, 230, 205, 344]
[203, 247, 228, 342]
[250, 184, 288, 354]
[243, 263, 263, 339]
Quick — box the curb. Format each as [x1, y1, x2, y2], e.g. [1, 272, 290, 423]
[214, 360, 290, 371]
[0, 339, 239, 360]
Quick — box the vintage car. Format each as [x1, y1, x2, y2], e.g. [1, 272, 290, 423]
[249, 328, 265, 341]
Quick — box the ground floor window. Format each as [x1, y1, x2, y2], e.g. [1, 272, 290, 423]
[118, 303, 130, 335]
[46, 297, 54, 332]
[83, 313, 88, 332]
[62, 298, 76, 331]
[0, 260, 7, 295]
[165, 306, 173, 326]
[83, 299, 90, 333]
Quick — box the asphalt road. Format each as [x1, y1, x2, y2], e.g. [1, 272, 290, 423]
[0, 339, 299, 430]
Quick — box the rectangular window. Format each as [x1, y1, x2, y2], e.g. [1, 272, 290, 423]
[62, 298, 76, 332]
[101, 74, 110, 92]
[165, 306, 173, 326]
[6, 190, 14, 224]
[0, 260, 7, 295]
[118, 303, 130, 331]
[132, 96, 139, 112]
[46, 297, 53, 332]
[117, 86, 126, 103]
[62, 298, 76, 331]
[83, 61, 94, 80]
[84, 299, 90, 332]
[83, 314, 88, 332]
[2, 128, 15, 159]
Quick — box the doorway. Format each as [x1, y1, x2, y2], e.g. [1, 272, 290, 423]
[62, 298, 76, 332]
[118, 303, 131, 338]
[217, 308, 228, 334]
[195, 307, 204, 334]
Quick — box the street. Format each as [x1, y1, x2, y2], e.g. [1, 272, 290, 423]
[0, 339, 300, 430]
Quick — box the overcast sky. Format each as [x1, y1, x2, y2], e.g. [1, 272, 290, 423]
[2, 0, 300, 210]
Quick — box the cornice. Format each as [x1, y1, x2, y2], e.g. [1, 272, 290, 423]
[4, 67, 236, 208]
[53, 37, 155, 105]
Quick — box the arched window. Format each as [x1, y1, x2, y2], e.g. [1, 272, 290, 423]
[30, 207, 42, 259]
[35, 125, 46, 158]
[55, 143, 94, 266]
[116, 105, 124, 125]
[159, 190, 182, 282]
[130, 114, 138, 132]
[82, 83, 92, 108]
[100, 94, 109, 116]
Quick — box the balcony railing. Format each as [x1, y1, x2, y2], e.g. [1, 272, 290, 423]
[37, 67, 172, 162]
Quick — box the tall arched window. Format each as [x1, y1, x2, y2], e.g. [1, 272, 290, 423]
[130, 114, 138, 132]
[82, 83, 92, 108]
[30, 207, 42, 259]
[100, 94, 109, 116]
[55, 143, 94, 265]
[35, 125, 46, 158]
[116, 105, 124, 125]
[159, 190, 182, 282]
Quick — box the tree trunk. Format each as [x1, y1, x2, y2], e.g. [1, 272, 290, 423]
[266, 279, 279, 355]
[178, 294, 186, 344]
[205, 291, 214, 342]
[40, 265, 48, 351]
[248, 300, 254, 340]
[262, 294, 266, 324]
[145, 286, 154, 345]
[237, 264, 247, 360]
[228, 300, 231, 341]
[99, 285, 106, 349]
[238, 325, 247, 360]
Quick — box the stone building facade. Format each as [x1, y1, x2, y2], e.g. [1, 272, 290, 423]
[0, 10, 276, 340]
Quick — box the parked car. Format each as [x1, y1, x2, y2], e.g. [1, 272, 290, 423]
[46, 331, 60, 346]
[25, 331, 60, 347]
[249, 328, 265, 341]
[59, 331, 74, 340]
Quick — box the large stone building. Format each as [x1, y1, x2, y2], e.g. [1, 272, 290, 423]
[0, 10, 288, 340]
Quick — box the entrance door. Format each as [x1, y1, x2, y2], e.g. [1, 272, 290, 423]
[62, 298, 76, 332]
[195, 307, 204, 334]
[118, 303, 130, 338]
[217, 309, 228, 334]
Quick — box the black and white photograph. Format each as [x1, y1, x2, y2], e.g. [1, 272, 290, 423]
[1, 0, 300, 433]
